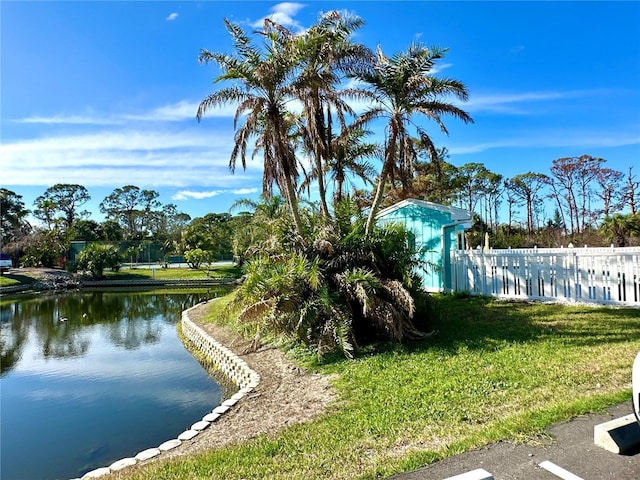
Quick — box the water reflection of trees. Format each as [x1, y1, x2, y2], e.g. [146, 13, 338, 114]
[0, 290, 221, 375]
[1, 302, 30, 376]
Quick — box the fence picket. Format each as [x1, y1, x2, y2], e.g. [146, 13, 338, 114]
[449, 247, 640, 306]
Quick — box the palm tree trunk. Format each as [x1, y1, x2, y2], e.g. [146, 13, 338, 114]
[365, 128, 397, 236]
[270, 110, 305, 236]
[311, 96, 330, 218]
[364, 126, 401, 236]
[335, 171, 345, 204]
[314, 151, 330, 218]
[365, 159, 391, 236]
[283, 176, 305, 235]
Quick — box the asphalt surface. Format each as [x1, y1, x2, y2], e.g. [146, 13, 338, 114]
[390, 402, 640, 480]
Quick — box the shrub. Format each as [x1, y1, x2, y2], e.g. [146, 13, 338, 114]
[76, 244, 121, 279]
[232, 205, 433, 359]
[184, 248, 214, 269]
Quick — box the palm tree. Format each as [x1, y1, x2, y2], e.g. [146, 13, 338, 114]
[328, 127, 378, 203]
[293, 11, 372, 218]
[229, 195, 290, 263]
[353, 44, 474, 235]
[233, 205, 432, 359]
[298, 126, 378, 205]
[230, 195, 288, 220]
[601, 213, 640, 247]
[197, 19, 304, 235]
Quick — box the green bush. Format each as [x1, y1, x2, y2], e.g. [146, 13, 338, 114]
[76, 243, 121, 278]
[184, 248, 214, 269]
[21, 230, 66, 267]
[232, 202, 433, 359]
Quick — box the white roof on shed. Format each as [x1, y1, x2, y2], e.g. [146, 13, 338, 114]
[376, 198, 472, 223]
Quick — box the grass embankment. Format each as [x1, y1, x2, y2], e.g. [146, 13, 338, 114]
[0, 272, 34, 287]
[0, 265, 241, 289]
[107, 297, 640, 479]
[103, 264, 242, 281]
[0, 265, 242, 286]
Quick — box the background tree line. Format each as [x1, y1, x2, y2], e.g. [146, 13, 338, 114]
[2, 184, 190, 269]
[354, 151, 639, 248]
[2, 158, 638, 272]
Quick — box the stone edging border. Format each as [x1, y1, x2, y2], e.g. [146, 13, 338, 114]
[75, 303, 260, 479]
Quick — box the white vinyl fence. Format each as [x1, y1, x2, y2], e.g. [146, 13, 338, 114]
[450, 246, 640, 306]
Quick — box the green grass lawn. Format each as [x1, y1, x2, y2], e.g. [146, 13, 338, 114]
[0, 265, 242, 286]
[123, 295, 640, 480]
[103, 264, 242, 280]
[0, 272, 33, 287]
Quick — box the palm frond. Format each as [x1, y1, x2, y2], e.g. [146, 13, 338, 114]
[380, 279, 415, 318]
[238, 298, 276, 322]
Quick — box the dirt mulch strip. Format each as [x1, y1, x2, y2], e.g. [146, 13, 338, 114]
[118, 301, 337, 474]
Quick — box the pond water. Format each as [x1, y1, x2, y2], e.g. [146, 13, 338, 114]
[0, 290, 225, 480]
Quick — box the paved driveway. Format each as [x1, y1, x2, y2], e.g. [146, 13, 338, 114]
[389, 402, 639, 480]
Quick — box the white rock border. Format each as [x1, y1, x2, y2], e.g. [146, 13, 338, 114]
[73, 302, 260, 480]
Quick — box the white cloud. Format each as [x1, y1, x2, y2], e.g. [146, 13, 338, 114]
[6, 89, 634, 194]
[429, 62, 453, 75]
[273, 2, 305, 16]
[124, 100, 240, 122]
[0, 124, 263, 188]
[2, 129, 225, 152]
[14, 114, 123, 125]
[172, 187, 259, 201]
[166, 12, 178, 21]
[123, 100, 200, 122]
[2, 96, 273, 192]
[448, 140, 520, 155]
[251, 2, 305, 31]
[463, 91, 566, 113]
[12, 99, 237, 126]
[460, 90, 600, 114]
[3, 163, 256, 189]
[172, 190, 223, 200]
[449, 129, 640, 155]
[232, 187, 259, 195]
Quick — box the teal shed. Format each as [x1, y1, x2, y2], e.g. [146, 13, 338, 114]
[376, 199, 472, 292]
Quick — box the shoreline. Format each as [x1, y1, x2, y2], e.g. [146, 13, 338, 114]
[93, 300, 336, 479]
[0, 267, 237, 295]
[2, 270, 337, 479]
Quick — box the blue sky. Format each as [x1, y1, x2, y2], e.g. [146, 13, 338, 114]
[2, 1, 639, 224]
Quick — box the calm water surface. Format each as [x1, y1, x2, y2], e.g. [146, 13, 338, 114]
[0, 291, 224, 480]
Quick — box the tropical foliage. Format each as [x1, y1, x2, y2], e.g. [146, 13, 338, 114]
[197, 18, 307, 234]
[195, 11, 472, 357]
[19, 229, 67, 268]
[1, 184, 191, 269]
[350, 43, 474, 234]
[74, 243, 121, 278]
[230, 202, 432, 358]
[184, 248, 214, 270]
[601, 212, 640, 247]
[1, 189, 31, 265]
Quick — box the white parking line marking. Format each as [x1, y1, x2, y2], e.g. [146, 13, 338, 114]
[443, 468, 494, 480]
[539, 461, 584, 480]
